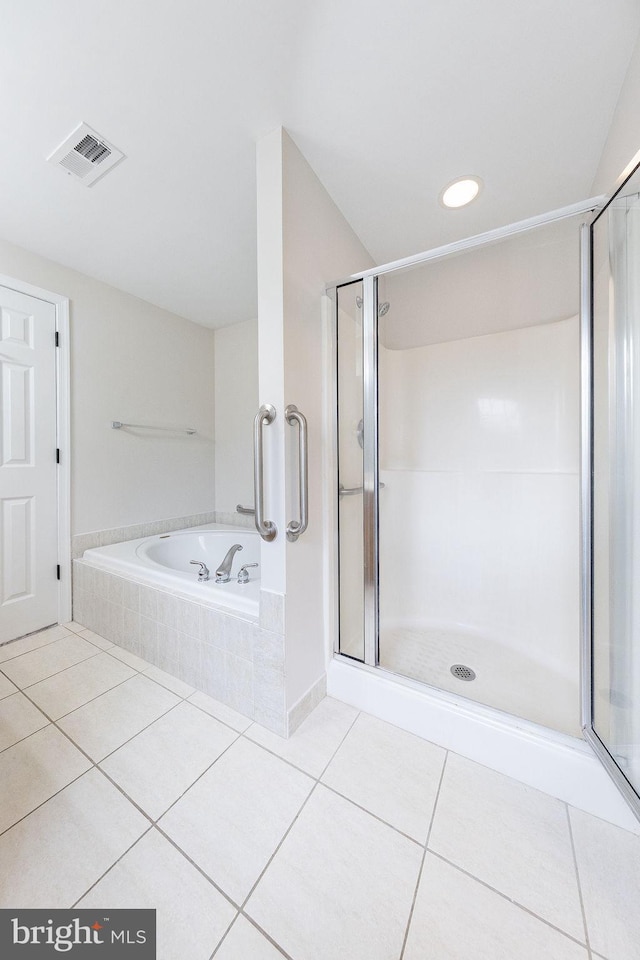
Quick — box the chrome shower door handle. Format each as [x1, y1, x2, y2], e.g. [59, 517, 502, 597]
[253, 404, 277, 542]
[285, 404, 308, 542]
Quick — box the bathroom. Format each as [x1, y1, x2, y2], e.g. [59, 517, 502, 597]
[0, 3, 640, 960]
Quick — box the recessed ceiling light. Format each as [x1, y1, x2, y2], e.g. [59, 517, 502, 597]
[440, 176, 482, 209]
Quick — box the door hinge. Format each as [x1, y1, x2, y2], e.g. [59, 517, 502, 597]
[55, 331, 59, 347]
[56, 448, 60, 464]
[56, 565, 61, 581]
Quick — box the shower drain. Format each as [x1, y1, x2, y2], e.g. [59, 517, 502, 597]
[450, 664, 476, 681]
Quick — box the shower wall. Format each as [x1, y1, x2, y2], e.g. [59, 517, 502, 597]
[378, 316, 581, 735]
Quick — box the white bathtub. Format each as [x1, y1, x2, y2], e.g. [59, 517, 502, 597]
[82, 524, 260, 617]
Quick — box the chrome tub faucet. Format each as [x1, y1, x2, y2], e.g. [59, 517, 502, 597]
[215, 543, 243, 583]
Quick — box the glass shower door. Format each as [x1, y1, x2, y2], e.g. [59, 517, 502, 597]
[589, 163, 640, 816]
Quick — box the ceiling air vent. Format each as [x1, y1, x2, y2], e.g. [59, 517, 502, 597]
[47, 122, 125, 186]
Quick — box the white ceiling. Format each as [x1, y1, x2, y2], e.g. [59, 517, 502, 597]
[0, 0, 638, 329]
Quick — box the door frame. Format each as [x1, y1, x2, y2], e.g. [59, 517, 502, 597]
[0, 273, 71, 628]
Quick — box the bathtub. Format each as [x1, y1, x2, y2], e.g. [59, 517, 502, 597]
[82, 523, 260, 617]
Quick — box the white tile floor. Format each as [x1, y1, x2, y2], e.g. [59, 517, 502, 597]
[0, 621, 639, 960]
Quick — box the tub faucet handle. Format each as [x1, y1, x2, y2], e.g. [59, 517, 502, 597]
[190, 560, 210, 582]
[237, 562, 258, 584]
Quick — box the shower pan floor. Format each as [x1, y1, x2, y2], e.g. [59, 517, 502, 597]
[376, 623, 579, 738]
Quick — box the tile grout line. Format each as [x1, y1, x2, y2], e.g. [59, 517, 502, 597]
[237, 783, 322, 936]
[22, 638, 200, 725]
[0, 705, 49, 756]
[566, 802, 594, 957]
[21, 658, 140, 722]
[399, 750, 449, 960]
[214, 912, 295, 960]
[226, 708, 397, 960]
[236, 707, 363, 918]
[427, 848, 591, 950]
[0, 763, 93, 842]
[0, 628, 76, 665]
[318, 781, 424, 848]
[152, 822, 241, 913]
[75, 695, 186, 766]
[239, 733, 323, 779]
[4, 644, 105, 691]
[207, 914, 239, 960]
[28, 670, 184, 748]
[53, 672, 150, 722]
[0, 680, 20, 699]
[239, 782, 320, 914]
[185, 695, 251, 736]
[239, 704, 362, 785]
[69, 825, 156, 908]
[241, 714, 432, 850]
[146, 725, 242, 822]
[142, 669, 196, 700]
[317, 707, 362, 780]
[0, 669, 18, 691]
[242, 918, 294, 960]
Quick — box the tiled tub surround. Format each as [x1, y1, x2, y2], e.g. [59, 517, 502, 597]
[82, 526, 261, 615]
[71, 509, 253, 560]
[73, 560, 289, 736]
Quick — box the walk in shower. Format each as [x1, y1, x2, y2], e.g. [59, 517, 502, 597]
[334, 209, 586, 737]
[330, 170, 640, 823]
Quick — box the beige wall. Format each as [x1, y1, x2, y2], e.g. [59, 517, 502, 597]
[214, 318, 258, 515]
[0, 238, 216, 536]
[281, 131, 374, 706]
[257, 127, 374, 712]
[592, 30, 640, 194]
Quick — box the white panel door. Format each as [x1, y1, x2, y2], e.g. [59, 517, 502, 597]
[0, 285, 58, 642]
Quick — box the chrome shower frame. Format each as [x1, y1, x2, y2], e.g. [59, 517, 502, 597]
[580, 150, 640, 822]
[327, 195, 603, 675]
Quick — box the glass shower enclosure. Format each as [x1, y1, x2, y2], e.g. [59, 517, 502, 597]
[587, 158, 640, 816]
[332, 173, 640, 822]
